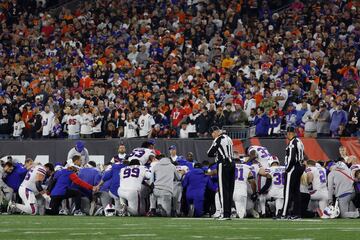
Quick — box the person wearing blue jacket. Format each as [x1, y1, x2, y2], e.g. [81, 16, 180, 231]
[97, 161, 128, 213]
[254, 107, 270, 137]
[330, 103, 347, 137]
[3, 161, 27, 194]
[182, 163, 216, 217]
[75, 161, 102, 214]
[176, 156, 194, 170]
[46, 164, 98, 216]
[76, 161, 102, 199]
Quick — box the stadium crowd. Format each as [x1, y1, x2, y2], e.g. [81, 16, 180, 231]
[0, 0, 359, 140]
[1, 141, 360, 219]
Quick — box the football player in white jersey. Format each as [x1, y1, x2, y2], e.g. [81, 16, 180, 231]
[233, 159, 256, 218]
[305, 160, 328, 215]
[259, 156, 285, 217]
[247, 145, 272, 168]
[118, 159, 151, 216]
[128, 147, 155, 165]
[10, 161, 54, 215]
[246, 149, 270, 217]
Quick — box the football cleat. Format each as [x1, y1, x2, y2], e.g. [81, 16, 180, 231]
[73, 210, 86, 216]
[7, 201, 15, 214]
[250, 209, 260, 219]
[59, 209, 69, 215]
[216, 216, 231, 221]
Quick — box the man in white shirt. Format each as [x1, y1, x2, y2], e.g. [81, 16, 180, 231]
[66, 107, 81, 139]
[80, 105, 93, 138]
[71, 92, 85, 109]
[40, 105, 55, 138]
[272, 79, 288, 110]
[244, 91, 256, 117]
[169, 145, 180, 162]
[67, 141, 90, 166]
[138, 107, 155, 137]
[13, 113, 25, 139]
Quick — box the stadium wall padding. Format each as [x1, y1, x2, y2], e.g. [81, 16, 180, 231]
[0, 138, 358, 164]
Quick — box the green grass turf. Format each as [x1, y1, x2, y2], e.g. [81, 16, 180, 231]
[0, 216, 359, 240]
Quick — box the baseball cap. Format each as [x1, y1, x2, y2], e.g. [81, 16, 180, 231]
[169, 145, 176, 150]
[210, 125, 221, 133]
[286, 126, 296, 133]
[75, 141, 85, 151]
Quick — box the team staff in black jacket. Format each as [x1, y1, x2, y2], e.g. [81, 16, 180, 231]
[207, 126, 234, 220]
[281, 126, 305, 219]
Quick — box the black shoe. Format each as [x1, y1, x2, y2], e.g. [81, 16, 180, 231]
[289, 215, 301, 220]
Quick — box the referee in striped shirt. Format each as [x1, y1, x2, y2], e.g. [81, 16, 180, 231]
[207, 126, 234, 220]
[281, 126, 305, 219]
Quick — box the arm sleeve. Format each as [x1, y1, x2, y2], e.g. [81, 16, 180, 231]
[102, 170, 113, 182]
[206, 176, 217, 192]
[69, 173, 93, 191]
[259, 177, 272, 194]
[285, 142, 296, 172]
[207, 138, 220, 157]
[84, 149, 89, 162]
[182, 172, 189, 188]
[46, 176, 57, 193]
[35, 181, 44, 192]
[67, 149, 73, 161]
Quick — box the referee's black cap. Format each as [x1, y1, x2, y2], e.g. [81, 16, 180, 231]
[286, 126, 296, 133]
[210, 125, 221, 133]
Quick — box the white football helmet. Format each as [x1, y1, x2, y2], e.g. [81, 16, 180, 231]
[323, 200, 340, 219]
[104, 204, 116, 217]
[269, 155, 280, 166]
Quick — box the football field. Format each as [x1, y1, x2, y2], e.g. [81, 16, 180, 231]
[0, 216, 359, 240]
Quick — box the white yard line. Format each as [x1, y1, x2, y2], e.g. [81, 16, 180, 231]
[119, 234, 157, 237]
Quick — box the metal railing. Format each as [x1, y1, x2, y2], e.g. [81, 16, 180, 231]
[222, 126, 256, 140]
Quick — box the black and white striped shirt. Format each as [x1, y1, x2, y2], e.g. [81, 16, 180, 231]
[207, 134, 233, 163]
[285, 137, 304, 172]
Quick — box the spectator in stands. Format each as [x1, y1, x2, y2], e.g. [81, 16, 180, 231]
[223, 103, 233, 125]
[346, 104, 360, 137]
[12, 113, 25, 139]
[213, 105, 226, 128]
[254, 107, 269, 137]
[268, 111, 281, 137]
[316, 102, 331, 137]
[0, 107, 12, 139]
[244, 91, 256, 118]
[196, 108, 211, 138]
[123, 114, 138, 139]
[138, 107, 155, 138]
[302, 104, 318, 138]
[0, 0, 359, 140]
[285, 104, 297, 129]
[330, 103, 348, 137]
[229, 104, 248, 127]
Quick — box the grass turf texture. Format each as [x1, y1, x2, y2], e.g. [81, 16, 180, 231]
[0, 216, 359, 240]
